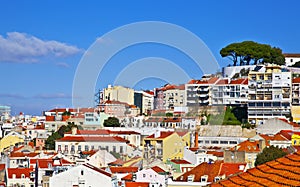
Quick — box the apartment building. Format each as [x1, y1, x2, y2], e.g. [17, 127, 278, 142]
[248, 65, 292, 125]
[212, 78, 248, 106]
[134, 90, 154, 115]
[284, 53, 300, 66]
[185, 76, 219, 107]
[103, 85, 135, 105]
[154, 84, 185, 110]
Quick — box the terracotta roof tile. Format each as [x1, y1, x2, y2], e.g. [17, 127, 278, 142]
[122, 173, 133, 181]
[56, 136, 129, 143]
[0, 164, 5, 171]
[175, 161, 223, 182]
[230, 140, 261, 153]
[146, 131, 174, 139]
[171, 159, 191, 164]
[125, 182, 149, 187]
[109, 166, 138, 174]
[7, 168, 34, 179]
[211, 151, 300, 186]
[83, 163, 112, 177]
[151, 166, 166, 173]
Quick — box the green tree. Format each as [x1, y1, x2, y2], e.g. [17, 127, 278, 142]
[103, 117, 120, 127]
[255, 146, 287, 166]
[165, 112, 173, 117]
[45, 131, 62, 150]
[220, 41, 285, 66]
[45, 122, 82, 150]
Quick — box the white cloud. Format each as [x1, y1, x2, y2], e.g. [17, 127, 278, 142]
[0, 32, 83, 63]
[56, 62, 70, 68]
[34, 93, 72, 99]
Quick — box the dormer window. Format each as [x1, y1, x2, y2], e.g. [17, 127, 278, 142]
[187, 175, 194, 182]
[201, 175, 208, 183]
[21, 174, 25, 178]
[214, 176, 220, 182]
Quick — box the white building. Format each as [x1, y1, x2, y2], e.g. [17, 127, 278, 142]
[248, 64, 292, 125]
[183, 148, 218, 166]
[55, 136, 129, 159]
[49, 163, 118, 187]
[134, 91, 154, 115]
[135, 168, 167, 187]
[284, 53, 300, 66]
[185, 77, 219, 107]
[6, 168, 35, 187]
[212, 78, 248, 106]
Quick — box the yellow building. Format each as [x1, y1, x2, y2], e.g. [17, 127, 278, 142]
[291, 134, 300, 145]
[103, 85, 134, 105]
[143, 131, 190, 163]
[0, 132, 25, 152]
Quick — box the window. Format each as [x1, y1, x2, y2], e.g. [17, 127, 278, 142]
[85, 145, 89, 151]
[21, 174, 25, 178]
[58, 145, 61, 151]
[91, 145, 94, 150]
[120, 146, 123, 154]
[143, 174, 146, 178]
[64, 145, 68, 151]
[78, 145, 81, 151]
[71, 145, 75, 151]
[106, 146, 109, 151]
[113, 146, 116, 152]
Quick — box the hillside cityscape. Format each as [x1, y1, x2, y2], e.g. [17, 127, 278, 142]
[1, 45, 300, 186]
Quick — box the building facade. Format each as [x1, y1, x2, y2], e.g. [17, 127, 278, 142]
[248, 65, 292, 125]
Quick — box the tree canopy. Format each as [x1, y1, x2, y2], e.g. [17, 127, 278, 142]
[103, 117, 120, 127]
[45, 122, 82, 150]
[220, 41, 285, 66]
[255, 146, 287, 166]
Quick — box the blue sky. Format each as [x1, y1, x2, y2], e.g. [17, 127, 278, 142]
[0, 0, 300, 115]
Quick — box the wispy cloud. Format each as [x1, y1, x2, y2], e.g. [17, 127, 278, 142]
[34, 93, 72, 99]
[0, 93, 26, 99]
[0, 32, 83, 63]
[56, 62, 70, 68]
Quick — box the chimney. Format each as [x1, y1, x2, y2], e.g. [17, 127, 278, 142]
[258, 139, 266, 151]
[195, 130, 199, 148]
[71, 126, 77, 135]
[154, 130, 161, 138]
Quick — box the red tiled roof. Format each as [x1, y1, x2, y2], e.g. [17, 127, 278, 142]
[104, 100, 129, 106]
[175, 161, 223, 182]
[109, 159, 124, 166]
[284, 53, 300, 57]
[10, 152, 39, 158]
[230, 140, 260, 153]
[125, 182, 149, 187]
[188, 77, 219, 84]
[0, 164, 5, 171]
[56, 136, 129, 143]
[7, 168, 34, 179]
[216, 79, 229, 85]
[48, 108, 76, 113]
[176, 131, 188, 137]
[81, 150, 97, 156]
[30, 158, 74, 168]
[65, 129, 111, 135]
[83, 163, 112, 177]
[146, 131, 174, 139]
[151, 166, 166, 173]
[278, 118, 300, 128]
[230, 78, 248, 85]
[171, 159, 191, 164]
[144, 117, 164, 123]
[122, 173, 133, 181]
[206, 151, 224, 157]
[110, 130, 140, 135]
[109, 166, 138, 174]
[293, 77, 300, 83]
[156, 84, 185, 91]
[211, 152, 300, 187]
[218, 163, 247, 176]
